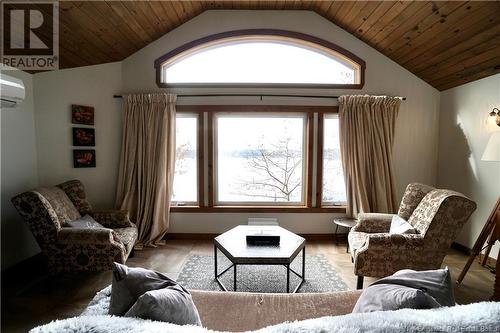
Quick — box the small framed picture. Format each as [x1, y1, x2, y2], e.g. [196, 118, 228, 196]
[73, 149, 96, 168]
[72, 127, 95, 146]
[71, 104, 94, 125]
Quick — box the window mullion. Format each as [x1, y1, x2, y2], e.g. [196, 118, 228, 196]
[306, 113, 314, 208]
[207, 112, 215, 207]
[197, 112, 205, 207]
[316, 112, 324, 208]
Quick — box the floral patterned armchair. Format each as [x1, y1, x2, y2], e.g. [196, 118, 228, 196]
[348, 183, 476, 288]
[11, 180, 137, 272]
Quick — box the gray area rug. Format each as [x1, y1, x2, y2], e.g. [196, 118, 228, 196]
[177, 254, 348, 293]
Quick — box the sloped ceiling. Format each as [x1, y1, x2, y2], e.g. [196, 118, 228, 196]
[24, 1, 500, 90]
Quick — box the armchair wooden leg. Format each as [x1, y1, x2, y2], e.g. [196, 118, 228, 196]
[357, 276, 364, 289]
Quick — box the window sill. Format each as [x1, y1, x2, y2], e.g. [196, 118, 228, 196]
[170, 206, 346, 213]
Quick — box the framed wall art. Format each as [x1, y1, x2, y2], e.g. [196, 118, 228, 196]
[72, 127, 95, 146]
[73, 149, 96, 168]
[71, 104, 94, 125]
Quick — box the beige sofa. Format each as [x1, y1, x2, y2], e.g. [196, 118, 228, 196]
[190, 290, 362, 332]
[35, 287, 500, 332]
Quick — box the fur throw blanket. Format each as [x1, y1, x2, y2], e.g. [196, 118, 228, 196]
[31, 286, 500, 333]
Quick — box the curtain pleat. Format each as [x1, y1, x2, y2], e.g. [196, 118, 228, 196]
[115, 93, 176, 248]
[338, 95, 401, 217]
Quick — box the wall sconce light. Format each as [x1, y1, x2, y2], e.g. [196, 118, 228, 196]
[489, 107, 500, 127]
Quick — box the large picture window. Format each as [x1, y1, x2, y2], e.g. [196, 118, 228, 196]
[155, 30, 365, 89]
[215, 114, 306, 205]
[170, 106, 346, 213]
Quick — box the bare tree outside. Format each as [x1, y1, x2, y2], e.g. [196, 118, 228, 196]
[175, 142, 191, 175]
[234, 134, 302, 202]
[217, 116, 304, 203]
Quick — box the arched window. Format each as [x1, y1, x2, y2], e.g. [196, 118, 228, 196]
[155, 30, 365, 88]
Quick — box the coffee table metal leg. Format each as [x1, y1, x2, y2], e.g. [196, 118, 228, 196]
[346, 227, 350, 253]
[214, 244, 217, 279]
[286, 264, 290, 293]
[234, 264, 237, 291]
[302, 246, 305, 280]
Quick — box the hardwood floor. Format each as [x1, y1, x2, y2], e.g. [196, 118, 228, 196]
[1, 239, 496, 332]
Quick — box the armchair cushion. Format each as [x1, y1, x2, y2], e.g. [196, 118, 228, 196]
[35, 187, 81, 225]
[353, 233, 426, 277]
[92, 210, 134, 229]
[65, 214, 104, 229]
[58, 227, 115, 245]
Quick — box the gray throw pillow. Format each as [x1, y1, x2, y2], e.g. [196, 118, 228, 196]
[353, 267, 454, 313]
[352, 283, 440, 312]
[109, 262, 177, 316]
[65, 214, 104, 229]
[125, 285, 201, 326]
[390, 267, 455, 306]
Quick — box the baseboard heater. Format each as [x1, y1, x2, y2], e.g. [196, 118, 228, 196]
[247, 218, 279, 226]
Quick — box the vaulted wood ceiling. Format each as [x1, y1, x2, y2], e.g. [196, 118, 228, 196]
[38, 1, 500, 91]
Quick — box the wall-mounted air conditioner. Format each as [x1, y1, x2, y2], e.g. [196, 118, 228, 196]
[1, 74, 25, 108]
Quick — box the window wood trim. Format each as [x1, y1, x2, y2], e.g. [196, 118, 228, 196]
[197, 112, 205, 207]
[207, 111, 215, 207]
[306, 112, 314, 208]
[170, 206, 346, 213]
[316, 111, 325, 207]
[154, 29, 366, 89]
[171, 105, 345, 213]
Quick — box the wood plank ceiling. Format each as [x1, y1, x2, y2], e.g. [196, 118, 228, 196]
[40, 1, 500, 91]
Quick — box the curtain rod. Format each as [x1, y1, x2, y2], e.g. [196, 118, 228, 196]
[112, 94, 406, 101]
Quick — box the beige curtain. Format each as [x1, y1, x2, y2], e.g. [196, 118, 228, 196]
[115, 93, 176, 248]
[338, 95, 401, 217]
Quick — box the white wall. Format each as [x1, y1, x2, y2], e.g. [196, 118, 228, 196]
[438, 74, 500, 259]
[33, 62, 123, 209]
[1, 68, 41, 269]
[121, 10, 440, 234]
